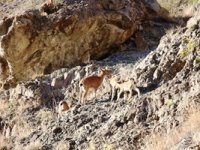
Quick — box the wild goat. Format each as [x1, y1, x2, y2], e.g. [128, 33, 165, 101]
[58, 100, 70, 117]
[79, 68, 112, 104]
[110, 76, 140, 101]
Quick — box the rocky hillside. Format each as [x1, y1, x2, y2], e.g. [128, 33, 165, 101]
[0, 0, 200, 150]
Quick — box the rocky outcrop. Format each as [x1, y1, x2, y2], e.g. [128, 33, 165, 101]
[0, 0, 150, 85]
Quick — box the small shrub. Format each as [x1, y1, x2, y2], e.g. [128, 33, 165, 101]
[15, 141, 42, 150]
[0, 135, 12, 150]
[53, 141, 69, 150]
[195, 56, 200, 62]
[179, 38, 195, 58]
[87, 143, 114, 150]
[103, 144, 114, 150]
[165, 99, 176, 108]
[145, 109, 200, 150]
[51, 0, 64, 4]
[88, 143, 95, 150]
[187, 0, 199, 4]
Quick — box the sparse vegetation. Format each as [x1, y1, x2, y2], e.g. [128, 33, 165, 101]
[88, 143, 96, 150]
[15, 141, 42, 150]
[0, 99, 46, 148]
[165, 99, 177, 108]
[187, 0, 199, 4]
[103, 144, 114, 150]
[53, 141, 69, 150]
[52, 0, 64, 4]
[145, 109, 200, 150]
[195, 56, 200, 62]
[157, 0, 199, 16]
[157, 0, 180, 11]
[0, 134, 12, 150]
[0, 0, 14, 3]
[179, 38, 195, 58]
[87, 143, 114, 150]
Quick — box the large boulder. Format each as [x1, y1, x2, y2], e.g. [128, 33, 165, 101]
[0, 0, 150, 84]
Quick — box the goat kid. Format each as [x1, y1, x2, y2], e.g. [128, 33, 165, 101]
[110, 76, 140, 101]
[58, 100, 70, 118]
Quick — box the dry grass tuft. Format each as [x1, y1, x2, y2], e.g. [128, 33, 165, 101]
[0, 134, 12, 150]
[0, 99, 40, 147]
[53, 141, 69, 150]
[145, 109, 200, 150]
[36, 108, 56, 132]
[11, 118, 35, 139]
[15, 141, 42, 150]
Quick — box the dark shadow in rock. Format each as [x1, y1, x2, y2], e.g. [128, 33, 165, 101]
[138, 83, 158, 94]
[43, 63, 53, 75]
[41, 145, 53, 150]
[24, 106, 41, 115]
[95, 19, 175, 67]
[53, 127, 62, 134]
[69, 140, 76, 150]
[40, 2, 63, 15]
[0, 17, 13, 36]
[96, 98, 111, 103]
